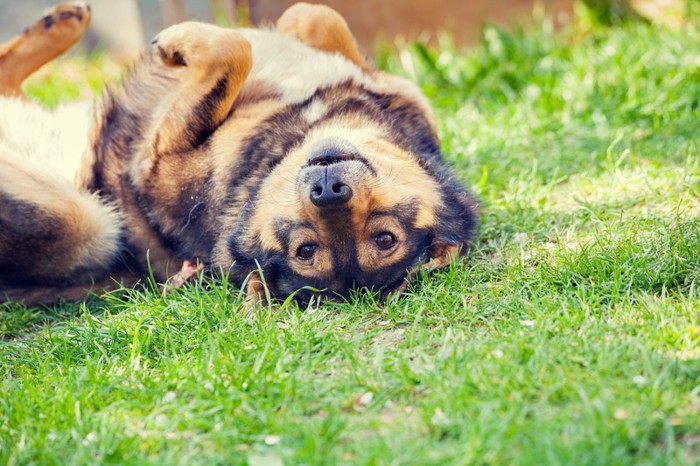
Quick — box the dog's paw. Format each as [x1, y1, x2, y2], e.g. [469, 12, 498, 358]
[161, 260, 203, 293]
[152, 22, 250, 69]
[33, 2, 91, 44]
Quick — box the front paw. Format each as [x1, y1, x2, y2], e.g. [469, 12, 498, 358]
[151, 21, 250, 69]
[151, 21, 201, 67]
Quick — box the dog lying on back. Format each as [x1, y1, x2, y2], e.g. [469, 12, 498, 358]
[0, 2, 479, 306]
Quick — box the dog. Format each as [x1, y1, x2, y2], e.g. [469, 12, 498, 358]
[0, 2, 479, 307]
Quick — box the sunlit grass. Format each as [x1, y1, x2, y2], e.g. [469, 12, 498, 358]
[23, 52, 122, 107]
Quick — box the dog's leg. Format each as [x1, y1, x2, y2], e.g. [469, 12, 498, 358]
[146, 22, 253, 155]
[78, 22, 253, 284]
[0, 2, 91, 97]
[275, 3, 373, 72]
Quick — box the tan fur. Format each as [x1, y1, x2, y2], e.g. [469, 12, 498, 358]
[276, 2, 373, 72]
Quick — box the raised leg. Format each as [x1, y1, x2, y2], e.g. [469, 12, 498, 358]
[79, 21, 255, 283]
[0, 2, 91, 97]
[275, 2, 373, 72]
[146, 22, 253, 156]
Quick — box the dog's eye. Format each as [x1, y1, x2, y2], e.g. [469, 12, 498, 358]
[296, 244, 317, 260]
[373, 233, 396, 250]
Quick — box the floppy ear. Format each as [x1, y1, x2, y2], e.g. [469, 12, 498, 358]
[427, 174, 480, 268]
[244, 270, 270, 310]
[425, 242, 461, 269]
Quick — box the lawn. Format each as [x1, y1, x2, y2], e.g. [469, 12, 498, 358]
[1, 3, 699, 465]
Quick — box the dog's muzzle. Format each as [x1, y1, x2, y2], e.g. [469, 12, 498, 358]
[299, 138, 373, 208]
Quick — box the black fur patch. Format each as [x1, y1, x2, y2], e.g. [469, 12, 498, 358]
[89, 96, 143, 194]
[188, 76, 229, 148]
[157, 169, 216, 259]
[0, 196, 63, 284]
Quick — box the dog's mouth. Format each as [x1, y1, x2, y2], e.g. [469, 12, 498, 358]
[305, 153, 376, 176]
[302, 138, 378, 175]
[306, 153, 358, 167]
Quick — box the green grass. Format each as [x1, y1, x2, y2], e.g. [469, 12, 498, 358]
[2, 5, 699, 465]
[22, 53, 122, 108]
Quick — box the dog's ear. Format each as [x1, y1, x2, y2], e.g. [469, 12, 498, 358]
[227, 224, 279, 309]
[244, 270, 269, 309]
[427, 172, 480, 268]
[229, 242, 272, 309]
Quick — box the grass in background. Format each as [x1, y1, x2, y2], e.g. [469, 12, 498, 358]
[22, 52, 121, 108]
[2, 3, 699, 464]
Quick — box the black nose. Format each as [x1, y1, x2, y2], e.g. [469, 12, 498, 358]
[310, 168, 352, 207]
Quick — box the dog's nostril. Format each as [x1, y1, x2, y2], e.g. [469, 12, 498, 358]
[311, 185, 323, 197]
[331, 182, 346, 194]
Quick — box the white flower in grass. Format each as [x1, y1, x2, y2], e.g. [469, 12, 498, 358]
[512, 233, 529, 244]
[358, 392, 374, 406]
[431, 408, 449, 426]
[82, 432, 97, 446]
[632, 375, 648, 387]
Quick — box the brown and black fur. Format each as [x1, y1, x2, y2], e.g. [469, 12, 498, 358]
[0, 2, 479, 306]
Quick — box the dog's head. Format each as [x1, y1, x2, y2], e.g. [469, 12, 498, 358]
[225, 83, 479, 306]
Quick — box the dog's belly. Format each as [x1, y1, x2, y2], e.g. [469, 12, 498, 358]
[0, 97, 89, 182]
[240, 28, 365, 105]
